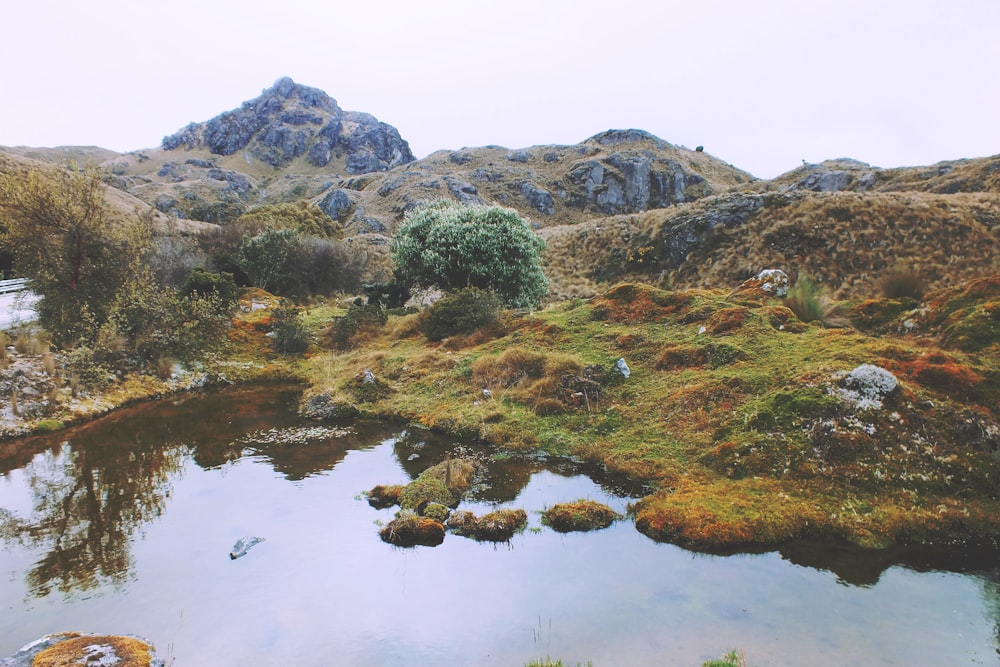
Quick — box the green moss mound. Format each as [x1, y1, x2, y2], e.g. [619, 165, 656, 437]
[541, 500, 620, 532]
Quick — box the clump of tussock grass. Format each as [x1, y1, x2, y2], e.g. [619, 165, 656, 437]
[878, 270, 926, 300]
[379, 510, 445, 547]
[446, 508, 528, 542]
[541, 500, 620, 532]
[785, 277, 848, 328]
[366, 484, 403, 509]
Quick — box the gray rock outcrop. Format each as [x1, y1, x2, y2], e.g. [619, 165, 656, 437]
[161, 77, 415, 173]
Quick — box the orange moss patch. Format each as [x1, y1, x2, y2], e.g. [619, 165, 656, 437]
[379, 512, 445, 547]
[887, 351, 984, 399]
[590, 283, 693, 323]
[633, 478, 821, 548]
[707, 306, 750, 334]
[32, 634, 155, 667]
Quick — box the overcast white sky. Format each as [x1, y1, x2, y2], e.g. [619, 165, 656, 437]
[2, 0, 997, 178]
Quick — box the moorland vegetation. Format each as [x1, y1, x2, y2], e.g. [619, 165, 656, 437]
[0, 132, 997, 555]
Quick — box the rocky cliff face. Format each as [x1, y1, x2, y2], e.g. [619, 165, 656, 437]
[161, 77, 414, 173]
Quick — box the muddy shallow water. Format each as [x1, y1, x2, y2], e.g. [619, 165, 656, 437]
[0, 385, 997, 666]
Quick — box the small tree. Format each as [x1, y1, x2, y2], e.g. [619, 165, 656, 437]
[233, 201, 342, 239]
[392, 200, 548, 308]
[238, 227, 299, 291]
[0, 163, 151, 345]
[271, 303, 310, 355]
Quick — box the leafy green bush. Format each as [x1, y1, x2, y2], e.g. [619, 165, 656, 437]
[419, 287, 501, 341]
[102, 271, 231, 369]
[392, 200, 548, 308]
[182, 268, 241, 311]
[238, 227, 300, 291]
[271, 303, 310, 354]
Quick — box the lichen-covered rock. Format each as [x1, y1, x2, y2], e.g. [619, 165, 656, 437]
[318, 188, 354, 221]
[729, 269, 790, 301]
[300, 392, 358, 420]
[836, 364, 899, 410]
[1, 633, 163, 667]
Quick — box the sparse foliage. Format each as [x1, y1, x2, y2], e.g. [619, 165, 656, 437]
[0, 163, 152, 345]
[392, 200, 548, 308]
[419, 287, 500, 341]
[271, 303, 310, 354]
[324, 299, 387, 350]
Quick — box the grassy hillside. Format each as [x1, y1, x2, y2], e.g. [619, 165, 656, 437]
[541, 190, 1000, 301]
[0, 151, 209, 235]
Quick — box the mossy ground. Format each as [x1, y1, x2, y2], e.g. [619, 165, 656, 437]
[302, 279, 1000, 551]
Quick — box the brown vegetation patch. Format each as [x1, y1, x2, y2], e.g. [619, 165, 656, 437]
[848, 298, 915, 334]
[632, 478, 819, 548]
[541, 500, 620, 532]
[707, 307, 750, 334]
[446, 508, 528, 541]
[590, 283, 693, 323]
[379, 511, 446, 547]
[472, 347, 588, 412]
[887, 352, 984, 400]
[656, 345, 708, 370]
[367, 484, 403, 509]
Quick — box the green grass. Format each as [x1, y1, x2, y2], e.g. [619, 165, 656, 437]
[300, 280, 1000, 550]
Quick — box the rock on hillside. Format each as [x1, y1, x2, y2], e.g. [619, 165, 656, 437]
[313, 128, 756, 235]
[99, 77, 415, 223]
[758, 155, 1000, 195]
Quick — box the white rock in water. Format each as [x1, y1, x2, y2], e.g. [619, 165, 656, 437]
[230, 536, 265, 560]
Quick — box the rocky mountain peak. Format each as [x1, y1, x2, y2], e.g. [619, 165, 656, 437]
[160, 77, 414, 172]
[586, 128, 674, 148]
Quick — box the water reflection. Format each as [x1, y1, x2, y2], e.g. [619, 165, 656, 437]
[0, 385, 307, 597]
[0, 385, 998, 664]
[1, 440, 183, 597]
[780, 539, 1000, 587]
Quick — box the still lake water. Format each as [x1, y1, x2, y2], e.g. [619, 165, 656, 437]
[0, 385, 997, 666]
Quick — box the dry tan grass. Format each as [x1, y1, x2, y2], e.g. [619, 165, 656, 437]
[541, 190, 1000, 301]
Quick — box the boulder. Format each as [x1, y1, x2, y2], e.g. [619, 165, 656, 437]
[230, 536, 265, 560]
[318, 188, 354, 221]
[1, 633, 164, 667]
[731, 268, 790, 300]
